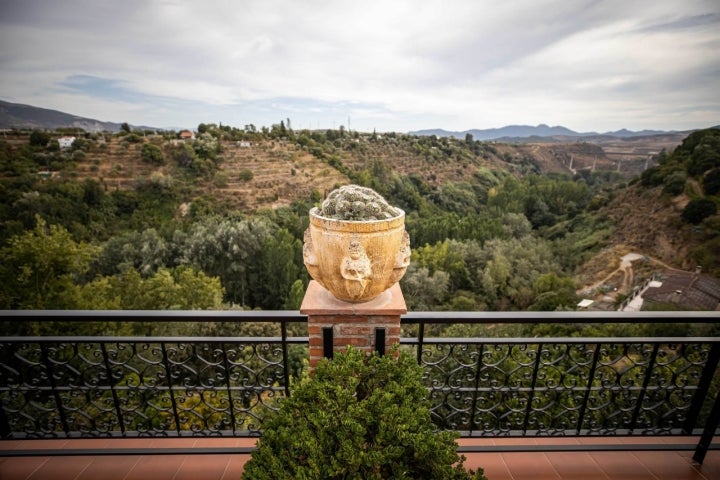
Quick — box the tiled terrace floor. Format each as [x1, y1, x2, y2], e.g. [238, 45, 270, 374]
[0, 437, 718, 480]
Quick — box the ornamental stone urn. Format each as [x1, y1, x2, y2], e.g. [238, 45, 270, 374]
[303, 185, 411, 303]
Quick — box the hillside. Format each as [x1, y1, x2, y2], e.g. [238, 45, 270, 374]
[60, 135, 349, 211]
[574, 184, 704, 297]
[2, 125, 716, 312]
[0, 126, 685, 212]
[15, 131, 680, 211]
[0, 99, 153, 132]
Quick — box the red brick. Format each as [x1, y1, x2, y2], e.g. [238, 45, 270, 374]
[387, 326, 401, 337]
[309, 347, 325, 358]
[308, 336, 325, 347]
[366, 315, 401, 324]
[334, 336, 369, 347]
[337, 325, 374, 336]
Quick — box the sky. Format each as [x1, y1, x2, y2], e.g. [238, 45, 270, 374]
[1, 0, 719, 133]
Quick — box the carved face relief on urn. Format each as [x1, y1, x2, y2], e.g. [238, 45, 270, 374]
[302, 185, 411, 303]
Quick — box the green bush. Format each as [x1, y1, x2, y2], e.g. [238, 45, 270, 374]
[703, 168, 720, 196]
[243, 348, 486, 480]
[662, 170, 686, 195]
[141, 143, 164, 164]
[238, 169, 254, 181]
[682, 198, 717, 224]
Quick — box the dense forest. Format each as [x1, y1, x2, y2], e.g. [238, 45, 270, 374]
[1, 124, 718, 327]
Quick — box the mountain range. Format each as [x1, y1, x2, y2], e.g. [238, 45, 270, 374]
[409, 124, 684, 141]
[0, 99, 155, 132]
[0, 98, 689, 140]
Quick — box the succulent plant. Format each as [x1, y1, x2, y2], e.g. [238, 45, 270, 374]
[319, 184, 400, 221]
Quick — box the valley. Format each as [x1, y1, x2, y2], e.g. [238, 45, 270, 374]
[0, 124, 717, 312]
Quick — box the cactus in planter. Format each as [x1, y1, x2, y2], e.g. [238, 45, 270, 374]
[305, 184, 410, 303]
[320, 184, 400, 221]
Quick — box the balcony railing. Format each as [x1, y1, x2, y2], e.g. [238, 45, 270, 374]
[0, 310, 718, 463]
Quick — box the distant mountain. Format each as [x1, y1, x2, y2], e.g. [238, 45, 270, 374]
[0, 99, 156, 132]
[410, 124, 679, 141]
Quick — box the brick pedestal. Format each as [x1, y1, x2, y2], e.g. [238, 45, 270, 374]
[300, 280, 407, 370]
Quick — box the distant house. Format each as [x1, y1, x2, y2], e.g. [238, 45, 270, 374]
[58, 136, 76, 149]
[179, 130, 195, 140]
[642, 270, 720, 311]
[577, 299, 594, 309]
[238, 141, 251, 148]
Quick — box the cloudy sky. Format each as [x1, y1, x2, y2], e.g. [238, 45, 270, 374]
[1, 0, 718, 132]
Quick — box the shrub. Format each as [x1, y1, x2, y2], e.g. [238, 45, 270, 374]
[662, 171, 686, 195]
[703, 168, 720, 196]
[29, 130, 51, 147]
[213, 171, 229, 187]
[682, 198, 717, 224]
[141, 143, 164, 165]
[238, 169, 254, 181]
[242, 348, 486, 480]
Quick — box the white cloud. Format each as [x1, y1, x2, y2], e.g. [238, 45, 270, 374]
[0, 0, 718, 131]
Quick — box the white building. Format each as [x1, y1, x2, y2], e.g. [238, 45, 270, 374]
[58, 136, 76, 149]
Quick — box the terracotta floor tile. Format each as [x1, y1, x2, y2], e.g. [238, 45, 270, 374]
[125, 455, 183, 480]
[590, 451, 657, 480]
[461, 452, 513, 480]
[221, 454, 251, 480]
[27, 456, 92, 480]
[502, 452, 561, 480]
[172, 454, 231, 480]
[632, 451, 708, 480]
[692, 452, 720, 480]
[2, 439, 718, 480]
[76, 456, 142, 480]
[545, 452, 610, 480]
[0, 457, 48, 480]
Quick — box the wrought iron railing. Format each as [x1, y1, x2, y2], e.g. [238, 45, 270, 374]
[0, 310, 718, 462]
[0, 311, 306, 439]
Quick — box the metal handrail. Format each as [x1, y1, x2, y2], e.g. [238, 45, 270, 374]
[1, 310, 718, 462]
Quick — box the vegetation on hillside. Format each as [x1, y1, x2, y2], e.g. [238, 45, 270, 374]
[0, 124, 718, 319]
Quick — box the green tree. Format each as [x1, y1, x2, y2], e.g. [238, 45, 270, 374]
[91, 228, 170, 277]
[29, 130, 51, 147]
[529, 273, 577, 311]
[401, 265, 450, 310]
[283, 279, 305, 310]
[255, 229, 301, 309]
[0, 216, 98, 308]
[179, 217, 274, 306]
[682, 198, 717, 224]
[662, 170, 687, 195]
[687, 133, 720, 176]
[128, 267, 221, 309]
[141, 143, 165, 165]
[75, 267, 224, 310]
[703, 168, 720, 196]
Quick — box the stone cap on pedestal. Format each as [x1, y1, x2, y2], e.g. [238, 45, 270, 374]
[300, 280, 407, 316]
